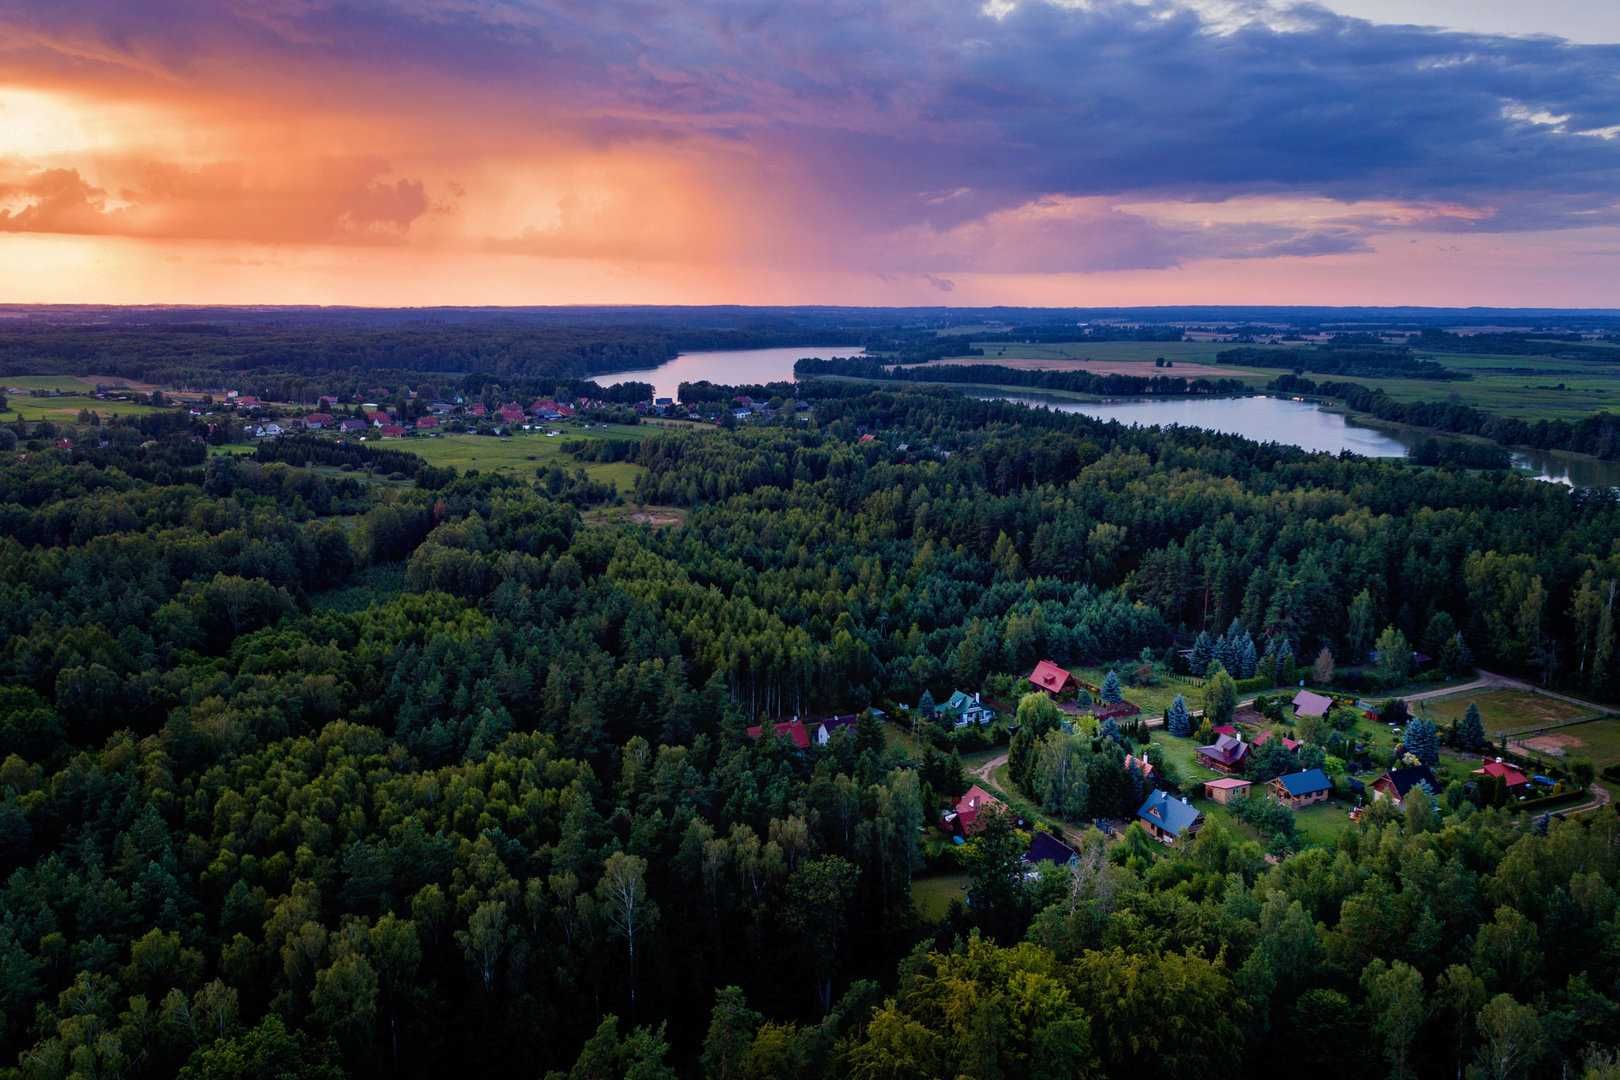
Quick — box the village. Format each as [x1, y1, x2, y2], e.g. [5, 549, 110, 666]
[744, 652, 1604, 917]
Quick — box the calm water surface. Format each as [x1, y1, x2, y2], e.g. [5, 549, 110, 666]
[595, 346, 864, 401]
[988, 393, 1620, 489]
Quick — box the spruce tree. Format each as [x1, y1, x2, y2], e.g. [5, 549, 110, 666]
[1459, 703, 1486, 751]
[1167, 694, 1192, 737]
[1189, 632, 1214, 676]
[1100, 669, 1123, 704]
[1403, 717, 1440, 766]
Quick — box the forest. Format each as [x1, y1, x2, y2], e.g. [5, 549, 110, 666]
[1, 372, 1619, 1079]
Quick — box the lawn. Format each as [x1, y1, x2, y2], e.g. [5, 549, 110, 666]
[1410, 688, 1597, 736]
[389, 425, 650, 493]
[1068, 665, 1204, 719]
[911, 873, 969, 920]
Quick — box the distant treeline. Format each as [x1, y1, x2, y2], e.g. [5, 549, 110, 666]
[677, 379, 801, 404]
[1219, 345, 1466, 380]
[1274, 373, 1620, 460]
[974, 325, 1186, 344]
[252, 435, 429, 477]
[796, 356, 1248, 397]
[1413, 329, 1620, 360]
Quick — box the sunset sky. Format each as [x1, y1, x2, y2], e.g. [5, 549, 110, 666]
[1, 0, 1618, 307]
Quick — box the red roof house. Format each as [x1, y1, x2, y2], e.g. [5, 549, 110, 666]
[469, 402, 487, 417]
[304, 412, 334, 429]
[745, 719, 811, 750]
[1474, 760, 1528, 790]
[415, 415, 439, 429]
[1253, 730, 1301, 752]
[940, 785, 1001, 837]
[1029, 660, 1077, 696]
[379, 424, 407, 438]
[498, 402, 526, 424]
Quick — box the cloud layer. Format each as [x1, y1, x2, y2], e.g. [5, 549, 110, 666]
[0, 0, 1617, 300]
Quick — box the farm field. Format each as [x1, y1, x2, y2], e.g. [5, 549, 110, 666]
[390, 425, 649, 492]
[1412, 688, 1597, 735]
[0, 375, 97, 392]
[1322, 351, 1620, 422]
[1, 393, 172, 422]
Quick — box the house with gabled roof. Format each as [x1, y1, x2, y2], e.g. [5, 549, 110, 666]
[1196, 733, 1249, 774]
[811, 714, 860, 744]
[1136, 789, 1202, 842]
[1371, 764, 1439, 807]
[746, 719, 812, 750]
[1253, 730, 1301, 753]
[1029, 660, 1077, 696]
[1474, 760, 1528, 792]
[1269, 768, 1332, 808]
[937, 690, 995, 727]
[940, 785, 1001, 838]
[1023, 832, 1077, 868]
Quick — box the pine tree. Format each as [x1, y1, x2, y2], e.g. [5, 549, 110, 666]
[918, 689, 936, 716]
[1458, 703, 1486, 751]
[1100, 669, 1123, 704]
[1167, 694, 1192, 737]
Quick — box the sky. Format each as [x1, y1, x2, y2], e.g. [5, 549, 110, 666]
[0, 0, 1618, 308]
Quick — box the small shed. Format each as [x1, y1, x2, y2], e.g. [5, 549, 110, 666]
[1203, 777, 1252, 805]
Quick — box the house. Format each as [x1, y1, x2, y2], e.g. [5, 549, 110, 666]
[1269, 768, 1333, 808]
[498, 402, 527, 424]
[745, 719, 812, 750]
[1371, 764, 1439, 807]
[811, 714, 860, 744]
[1023, 833, 1078, 868]
[937, 691, 995, 727]
[234, 395, 261, 409]
[1136, 790, 1203, 843]
[858, 433, 876, 444]
[253, 422, 285, 438]
[379, 424, 407, 438]
[1204, 777, 1252, 804]
[1473, 760, 1529, 793]
[1253, 730, 1301, 752]
[1211, 724, 1239, 738]
[468, 403, 488, 418]
[1124, 753, 1155, 783]
[303, 412, 334, 430]
[940, 785, 1001, 837]
[338, 419, 367, 433]
[1029, 659, 1078, 696]
[1196, 733, 1249, 773]
[1292, 690, 1333, 719]
[367, 410, 392, 426]
[415, 416, 439, 430]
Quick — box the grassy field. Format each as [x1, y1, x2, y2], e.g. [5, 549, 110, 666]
[1510, 718, 1620, 771]
[911, 873, 969, 920]
[1, 393, 172, 422]
[1412, 688, 1597, 735]
[1, 375, 97, 392]
[1320, 351, 1620, 422]
[390, 425, 648, 493]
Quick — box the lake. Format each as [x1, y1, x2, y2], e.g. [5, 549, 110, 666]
[987, 393, 1620, 488]
[594, 345, 864, 401]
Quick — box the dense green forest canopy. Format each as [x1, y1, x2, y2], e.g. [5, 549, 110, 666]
[1, 360, 1619, 1077]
